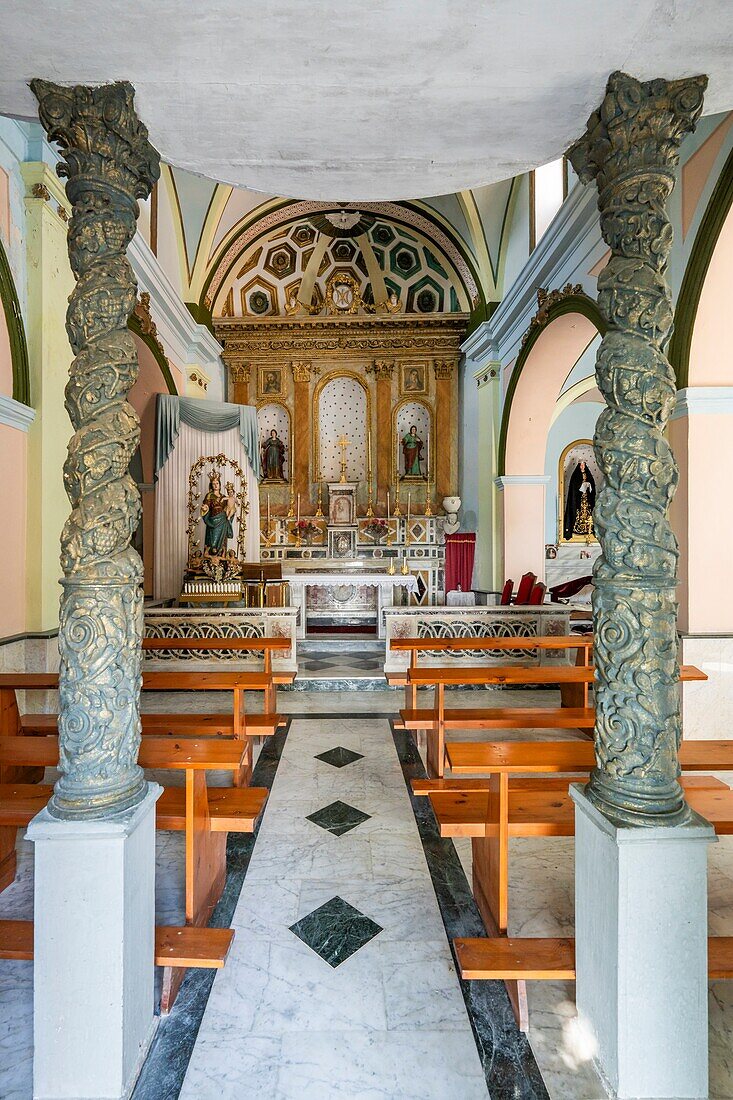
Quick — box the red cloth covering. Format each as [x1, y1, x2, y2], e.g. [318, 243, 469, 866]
[445, 533, 476, 593]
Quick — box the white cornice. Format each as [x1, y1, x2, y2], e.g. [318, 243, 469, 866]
[0, 395, 35, 432]
[483, 184, 602, 364]
[461, 320, 497, 363]
[494, 475, 551, 490]
[672, 387, 733, 420]
[128, 233, 223, 370]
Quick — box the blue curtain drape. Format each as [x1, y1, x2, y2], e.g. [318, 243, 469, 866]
[155, 394, 261, 480]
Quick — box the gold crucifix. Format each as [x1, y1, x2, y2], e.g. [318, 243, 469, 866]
[336, 433, 350, 484]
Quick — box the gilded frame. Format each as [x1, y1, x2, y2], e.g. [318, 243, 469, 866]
[312, 368, 373, 482]
[400, 361, 428, 396]
[259, 365, 283, 398]
[392, 396, 434, 484]
[557, 437, 599, 544]
[256, 398, 292, 483]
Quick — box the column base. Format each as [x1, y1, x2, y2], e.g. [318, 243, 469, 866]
[571, 784, 715, 1099]
[27, 782, 161, 1100]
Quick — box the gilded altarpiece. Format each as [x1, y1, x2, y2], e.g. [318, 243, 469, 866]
[214, 314, 466, 517]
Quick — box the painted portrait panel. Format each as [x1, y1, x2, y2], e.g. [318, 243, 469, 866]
[400, 362, 427, 396]
[259, 366, 283, 397]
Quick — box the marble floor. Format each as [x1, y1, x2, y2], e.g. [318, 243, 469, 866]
[178, 715, 490, 1099]
[3, 684, 733, 1098]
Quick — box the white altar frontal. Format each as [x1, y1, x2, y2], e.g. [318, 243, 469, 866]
[283, 563, 418, 638]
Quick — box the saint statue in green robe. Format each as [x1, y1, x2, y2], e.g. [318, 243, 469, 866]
[201, 472, 235, 555]
[401, 424, 424, 478]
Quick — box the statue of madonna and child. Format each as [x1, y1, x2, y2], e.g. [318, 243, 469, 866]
[201, 471, 237, 556]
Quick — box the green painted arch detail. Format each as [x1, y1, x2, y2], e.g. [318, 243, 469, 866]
[669, 145, 733, 389]
[497, 292, 606, 477]
[127, 314, 178, 395]
[0, 237, 30, 406]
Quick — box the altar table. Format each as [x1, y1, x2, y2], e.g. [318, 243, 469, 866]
[283, 567, 418, 638]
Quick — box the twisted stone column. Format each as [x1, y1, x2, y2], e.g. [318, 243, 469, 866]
[31, 80, 160, 819]
[567, 71, 706, 826]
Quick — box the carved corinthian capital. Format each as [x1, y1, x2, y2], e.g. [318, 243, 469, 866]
[31, 80, 160, 819]
[567, 71, 706, 826]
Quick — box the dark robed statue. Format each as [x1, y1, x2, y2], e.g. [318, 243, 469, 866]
[261, 429, 286, 481]
[563, 459, 596, 539]
[401, 424, 424, 478]
[201, 472, 235, 555]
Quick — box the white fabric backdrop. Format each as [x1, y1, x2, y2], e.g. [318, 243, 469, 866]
[154, 422, 261, 600]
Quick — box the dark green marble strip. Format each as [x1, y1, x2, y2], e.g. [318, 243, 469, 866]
[131, 720, 291, 1100]
[391, 722, 551, 1100]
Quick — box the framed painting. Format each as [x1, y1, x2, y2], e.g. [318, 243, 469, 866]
[400, 362, 427, 396]
[259, 366, 283, 398]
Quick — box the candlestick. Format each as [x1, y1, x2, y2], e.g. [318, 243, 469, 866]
[387, 555, 395, 575]
[407, 491, 411, 526]
[287, 480, 295, 519]
[387, 490, 391, 522]
[315, 479, 324, 518]
[394, 480, 402, 517]
[401, 552, 409, 575]
[424, 481, 433, 517]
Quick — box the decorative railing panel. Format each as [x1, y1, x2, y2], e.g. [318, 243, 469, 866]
[143, 608, 297, 672]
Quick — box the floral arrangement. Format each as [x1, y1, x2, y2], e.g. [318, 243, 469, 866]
[365, 518, 389, 542]
[291, 519, 320, 541]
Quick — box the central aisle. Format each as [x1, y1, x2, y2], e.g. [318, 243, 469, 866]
[180, 717, 489, 1099]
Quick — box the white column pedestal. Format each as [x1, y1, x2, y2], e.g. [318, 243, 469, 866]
[571, 784, 715, 1099]
[27, 782, 161, 1100]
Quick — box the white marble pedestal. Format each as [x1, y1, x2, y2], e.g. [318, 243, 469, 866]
[572, 785, 715, 1099]
[27, 783, 161, 1100]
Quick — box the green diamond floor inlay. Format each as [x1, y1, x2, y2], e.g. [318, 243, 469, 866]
[314, 745, 364, 768]
[306, 800, 371, 836]
[289, 896, 383, 967]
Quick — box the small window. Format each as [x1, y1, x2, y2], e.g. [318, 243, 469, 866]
[530, 158, 568, 250]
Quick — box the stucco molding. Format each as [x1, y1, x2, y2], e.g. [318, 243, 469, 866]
[484, 181, 602, 362]
[672, 386, 733, 419]
[128, 232, 222, 371]
[494, 475, 551, 490]
[0, 393, 35, 431]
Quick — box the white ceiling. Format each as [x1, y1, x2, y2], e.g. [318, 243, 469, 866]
[2, 1, 733, 201]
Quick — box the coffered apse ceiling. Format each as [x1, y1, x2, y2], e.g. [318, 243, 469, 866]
[156, 166, 517, 319]
[2, 1, 733, 200]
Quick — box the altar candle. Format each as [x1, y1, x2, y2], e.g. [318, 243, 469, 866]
[297, 493, 300, 523]
[387, 490, 390, 522]
[407, 491, 411, 524]
[267, 493, 271, 527]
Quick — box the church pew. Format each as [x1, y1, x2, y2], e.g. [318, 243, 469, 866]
[405, 663, 707, 778]
[0, 918, 234, 970]
[426, 776, 732, 1030]
[390, 633, 593, 718]
[0, 667, 295, 787]
[142, 634, 293, 713]
[21, 711, 286, 740]
[0, 736, 268, 1011]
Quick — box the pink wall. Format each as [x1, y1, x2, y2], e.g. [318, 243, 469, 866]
[502, 312, 601, 581]
[502, 481, 547, 582]
[505, 314, 599, 476]
[128, 337, 173, 595]
[688, 202, 733, 386]
[0, 423, 27, 636]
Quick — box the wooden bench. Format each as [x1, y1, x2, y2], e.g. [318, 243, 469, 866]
[0, 918, 234, 970]
[0, 667, 295, 787]
[142, 634, 293, 712]
[453, 935, 733, 983]
[421, 756, 731, 1029]
[404, 663, 706, 778]
[0, 735, 268, 1011]
[391, 633, 593, 704]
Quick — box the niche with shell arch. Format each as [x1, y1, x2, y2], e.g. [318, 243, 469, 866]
[314, 371, 370, 483]
[257, 400, 291, 482]
[393, 398, 432, 482]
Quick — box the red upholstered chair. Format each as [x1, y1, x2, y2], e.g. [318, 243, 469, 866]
[529, 581, 546, 605]
[499, 579, 513, 606]
[514, 572, 536, 605]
